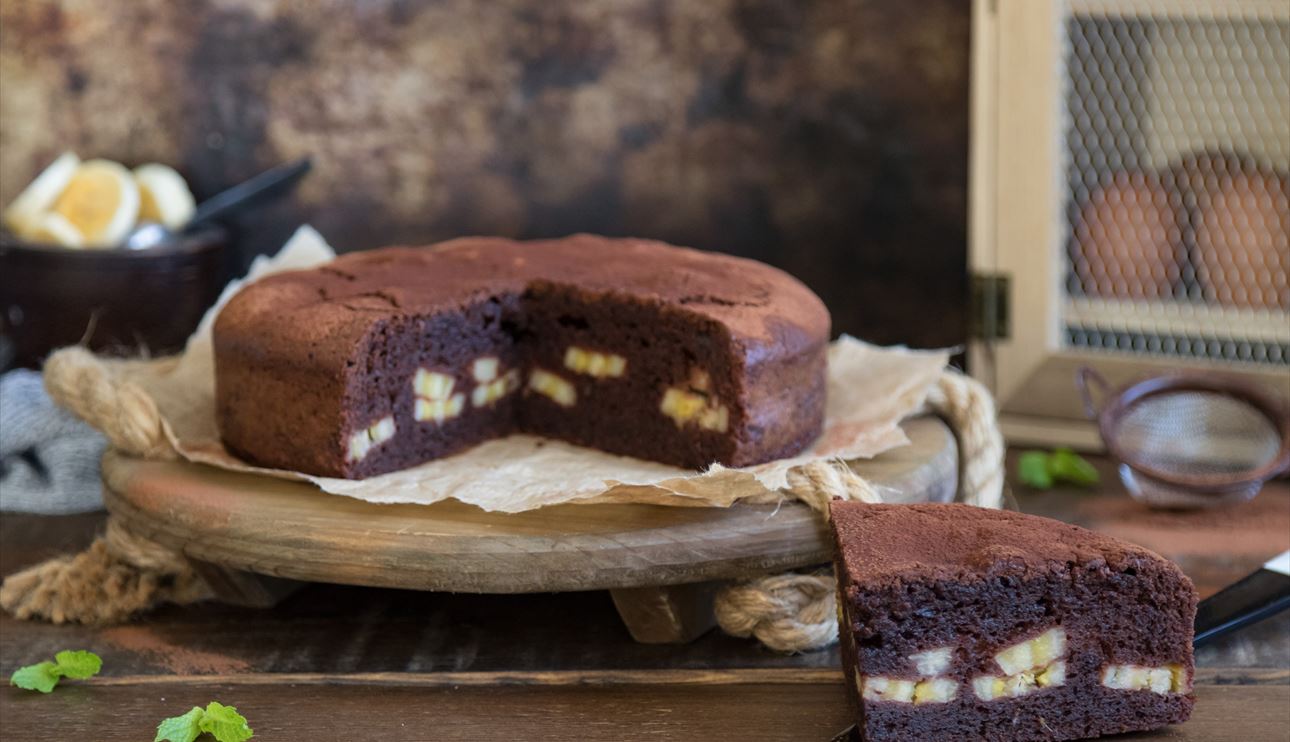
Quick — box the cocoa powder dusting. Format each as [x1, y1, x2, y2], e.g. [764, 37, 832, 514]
[100, 625, 251, 674]
[1079, 490, 1290, 559]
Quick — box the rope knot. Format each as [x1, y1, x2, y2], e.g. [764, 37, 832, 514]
[42, 346, 173, 459]
[786, 459, 882, 512]
[714, 573, 838, 652]
[0, 520, 209, 625]
[103, 519, 191, 574]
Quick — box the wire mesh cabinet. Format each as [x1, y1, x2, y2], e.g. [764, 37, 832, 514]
[970, 0, 1290, 447]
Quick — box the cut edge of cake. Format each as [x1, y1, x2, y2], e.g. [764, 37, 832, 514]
[829, 502, 1197, 742]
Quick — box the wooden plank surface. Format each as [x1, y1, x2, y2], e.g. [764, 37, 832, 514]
[2, 671, 1286, 742]
[1011, 452, 1290, 600]
[99, 417, 956, 594]
[2, 462, 1288, 679]
[3, 454, 1289, 741]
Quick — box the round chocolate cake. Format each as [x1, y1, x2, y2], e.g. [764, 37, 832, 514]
[214, 235, 830, 478]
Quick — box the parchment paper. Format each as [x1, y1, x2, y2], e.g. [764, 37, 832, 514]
[115, 227, 950, 512]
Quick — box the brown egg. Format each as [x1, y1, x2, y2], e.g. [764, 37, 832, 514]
[1193, 169, 1290, 310]
[1074, 172, 1181, 300]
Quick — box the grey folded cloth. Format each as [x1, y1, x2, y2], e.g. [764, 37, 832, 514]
[0, 369, 106, 513]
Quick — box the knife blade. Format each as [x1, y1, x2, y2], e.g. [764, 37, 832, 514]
[1194, 551, 1290, 647]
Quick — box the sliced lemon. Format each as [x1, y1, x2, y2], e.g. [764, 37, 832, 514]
[2, 151, 81, 235]
[133, 163, 196, 229]
[21, 211, 86, 248]
[51, 159, 140, 247]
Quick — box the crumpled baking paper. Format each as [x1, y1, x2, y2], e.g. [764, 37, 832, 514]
[112, 226, 950, 512]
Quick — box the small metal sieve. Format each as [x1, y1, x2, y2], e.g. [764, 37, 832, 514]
[1077, 367, 1290, 509]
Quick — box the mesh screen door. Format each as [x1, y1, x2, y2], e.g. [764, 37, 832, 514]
[971, 0, 1290, 446]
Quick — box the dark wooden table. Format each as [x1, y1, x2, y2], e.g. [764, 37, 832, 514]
[2, 453, 1288, 740]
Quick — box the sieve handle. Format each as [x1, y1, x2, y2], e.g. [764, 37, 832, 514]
[1075, 366, 1112, 419]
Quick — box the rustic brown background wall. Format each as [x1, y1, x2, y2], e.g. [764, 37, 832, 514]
[0, 0, 970, 348]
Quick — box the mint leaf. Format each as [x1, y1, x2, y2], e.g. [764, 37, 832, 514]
[155, 707, 205, 742]
[10, 661, 61, 693]
[53, 650, 102, 680]
[10, 649, 102, 692]
[1018, 449, 1100, 490]
[198, 701, 254, 742]
[1017, 451, 1054, 489]
[157, 702, 253, 742]
[1049, 448, 1099, 487]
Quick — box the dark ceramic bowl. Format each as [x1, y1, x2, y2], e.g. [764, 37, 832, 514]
[0, 228, 228, 369]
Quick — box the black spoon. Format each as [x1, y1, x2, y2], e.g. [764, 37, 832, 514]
[124, 158, 312, 250]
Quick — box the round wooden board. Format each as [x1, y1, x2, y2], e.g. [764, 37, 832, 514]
[101, 416, 957, 594]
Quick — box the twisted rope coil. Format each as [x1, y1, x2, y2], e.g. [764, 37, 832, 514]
[42, 347, 174, 460]
[714, 572, 839, 652]
[0, 518, 210, 625]
[0, 348, 200, 624]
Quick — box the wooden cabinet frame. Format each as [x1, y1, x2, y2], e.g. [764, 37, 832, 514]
[968, 0, 1290, 449]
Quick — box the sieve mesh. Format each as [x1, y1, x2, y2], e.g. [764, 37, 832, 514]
[1111, 390, 1282, 478]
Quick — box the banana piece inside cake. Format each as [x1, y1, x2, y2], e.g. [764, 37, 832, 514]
[830, 502, 1197, 742]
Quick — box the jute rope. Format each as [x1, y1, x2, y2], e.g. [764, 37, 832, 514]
[714, 368, 1005, 652]
[0, 348, 200, 624]
[0, 518, 211, 624]
[3, 351, 1003, 647]
[42, 347, 176, 461]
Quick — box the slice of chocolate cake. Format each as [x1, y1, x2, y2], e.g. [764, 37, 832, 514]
[830, 503, 1196, 742]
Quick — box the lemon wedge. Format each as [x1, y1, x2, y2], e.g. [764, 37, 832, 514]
[2, 151, 80, 235]
[51, 159, 140, 247]
[21, 211, 86, 248]
[134, 163, 196, 229]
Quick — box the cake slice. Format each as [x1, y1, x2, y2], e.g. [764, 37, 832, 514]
[830, 502, 1196, 741]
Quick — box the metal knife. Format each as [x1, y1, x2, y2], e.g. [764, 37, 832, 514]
[1194, 551, 1290, 647]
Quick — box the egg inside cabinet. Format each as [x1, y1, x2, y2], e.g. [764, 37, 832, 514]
[969, 0, 1289, 448]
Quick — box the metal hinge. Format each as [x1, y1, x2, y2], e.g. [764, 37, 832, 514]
[970, 273, 1010, 340]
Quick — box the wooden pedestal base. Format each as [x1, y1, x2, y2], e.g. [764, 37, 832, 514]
[102, 417, 958, 644]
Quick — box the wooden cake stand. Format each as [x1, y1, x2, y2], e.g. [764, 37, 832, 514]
[100, 417, 957, 643]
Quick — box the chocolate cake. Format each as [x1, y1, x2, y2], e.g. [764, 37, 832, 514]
[214, 234, 830, 478]
[830, 502, 1196, 742]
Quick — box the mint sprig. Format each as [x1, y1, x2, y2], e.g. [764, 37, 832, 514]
[156, 708, 206, 742]
[156, 701, 254, 742]
[10, 650, 102, 693]
[1017, 448, 1100, 490]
